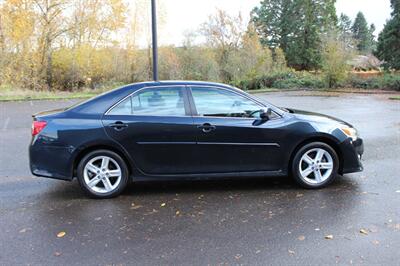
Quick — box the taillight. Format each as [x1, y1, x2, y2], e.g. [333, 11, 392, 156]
[32, 121, 47, 136]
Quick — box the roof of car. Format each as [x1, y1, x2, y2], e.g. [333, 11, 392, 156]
[69, 80, 236, 115]
[128, 80, 233, 89]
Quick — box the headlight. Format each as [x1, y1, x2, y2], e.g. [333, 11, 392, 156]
[340, 126, 358, 141]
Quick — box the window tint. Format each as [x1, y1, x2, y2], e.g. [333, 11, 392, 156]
[191, 87, 262, 118]
[108, 87, 186, 116]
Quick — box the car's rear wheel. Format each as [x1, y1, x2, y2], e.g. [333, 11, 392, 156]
[292, 142, 339, 189]
[77, 150, 129, 198]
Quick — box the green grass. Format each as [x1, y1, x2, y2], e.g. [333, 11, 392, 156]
[1, 85, 399, 102]
[0, 86, 289, 101]
[246, 88, 281, 94]
[0, 85, 112, 102]
[0, 91, 100, 101]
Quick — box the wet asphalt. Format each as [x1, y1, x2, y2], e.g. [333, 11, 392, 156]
[0, 91, 399, 265]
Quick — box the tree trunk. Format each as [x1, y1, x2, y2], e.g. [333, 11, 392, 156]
[0, 14, 4, 53]
[45, 34, 53, 90]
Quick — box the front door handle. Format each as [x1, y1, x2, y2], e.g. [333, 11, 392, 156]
[109, 121, 128, 131]
[197, 123, 216, 133]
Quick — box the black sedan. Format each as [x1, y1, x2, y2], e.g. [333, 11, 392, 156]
[29, 81, 364, 198]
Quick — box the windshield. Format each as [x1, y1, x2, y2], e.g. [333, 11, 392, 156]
[235, 88, 287, 113]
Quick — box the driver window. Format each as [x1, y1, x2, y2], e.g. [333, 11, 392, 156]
[191, 87, 262, 118]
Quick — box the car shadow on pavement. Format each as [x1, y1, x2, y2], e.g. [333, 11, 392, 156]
[43, 174, 360, 200]
[124, 175, 359, 196]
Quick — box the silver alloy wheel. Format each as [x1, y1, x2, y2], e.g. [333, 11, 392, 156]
[83, 156, 122, 194]
[298, 148, 334, 185]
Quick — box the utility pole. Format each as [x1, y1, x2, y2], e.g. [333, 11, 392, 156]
[151, 0, 159, 81]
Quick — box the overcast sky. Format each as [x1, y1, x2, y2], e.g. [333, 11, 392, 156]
[157, 0, 392, 45]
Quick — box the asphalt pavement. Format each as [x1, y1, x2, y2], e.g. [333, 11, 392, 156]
[0, 91, 399, 265]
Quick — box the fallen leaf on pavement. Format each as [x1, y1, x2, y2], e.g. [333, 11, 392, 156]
[160, 203, 166, 207]
[360, 229, 368, 235]
[175, 210, 180, 215]
[235, 254, 242, 260]
[325, 235, 333, 240]
[57, 231, 66, 238]
[298, 235, 305, 241]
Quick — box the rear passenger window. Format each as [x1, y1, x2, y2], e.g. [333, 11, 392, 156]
[108, 87, 186, 116]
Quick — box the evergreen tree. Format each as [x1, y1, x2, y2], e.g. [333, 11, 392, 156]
[251, 0, 295, 49]
[338, 13, 354, 49]
[339, 13, 352, 37]
[376, 0, 400, 69]
[352, 12, 374, 53]
[368, 24, 377, 51]
[252, 0, 337, 70]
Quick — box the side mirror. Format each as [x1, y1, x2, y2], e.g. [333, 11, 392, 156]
[260, 108, 272, 121]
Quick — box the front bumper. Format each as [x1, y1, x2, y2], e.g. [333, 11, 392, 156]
[340, 138, 364, 174]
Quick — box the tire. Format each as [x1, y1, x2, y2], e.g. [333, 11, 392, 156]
[291, 142, 339, 189]
[77, 149, 129, 199]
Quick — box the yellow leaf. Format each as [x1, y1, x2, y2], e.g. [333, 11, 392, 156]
[298, 235, 305, 241]
[57, 231, 66, 238]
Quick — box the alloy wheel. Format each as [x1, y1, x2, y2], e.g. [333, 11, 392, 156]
[83, 156, 122, 194]
[298, 148, 334, 185]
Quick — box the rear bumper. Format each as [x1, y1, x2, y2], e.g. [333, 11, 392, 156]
[340, 138, 364, 174]
[29, 141, 74, 181]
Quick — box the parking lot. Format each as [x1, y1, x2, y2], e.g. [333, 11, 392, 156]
[0, 91, 399, 265]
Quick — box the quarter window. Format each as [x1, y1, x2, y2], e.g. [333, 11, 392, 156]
[109, 87, 186, 116]
[191, 87, 262, 118]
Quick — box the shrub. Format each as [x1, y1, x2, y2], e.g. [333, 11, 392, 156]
[347, 74, 400, 91]
[273, 72, 325, 89]
[235, 71, 324, 90]
[321, 34, 352, 88]
[235, 71, 400, 91]
[380, 74, 400, 91]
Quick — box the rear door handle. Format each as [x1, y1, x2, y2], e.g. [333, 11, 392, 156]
[197, 123, 216, 133]
[109, 121, 128, 131]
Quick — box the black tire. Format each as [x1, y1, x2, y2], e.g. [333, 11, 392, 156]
[291, 142, 339, 189]
[77, 149, 129, 199]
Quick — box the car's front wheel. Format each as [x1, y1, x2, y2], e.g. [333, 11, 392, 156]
[292, 142, 339, 189]
[77, 150, 129, 198]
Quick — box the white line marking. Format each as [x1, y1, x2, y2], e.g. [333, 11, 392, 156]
[2, 117, 10, 131]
